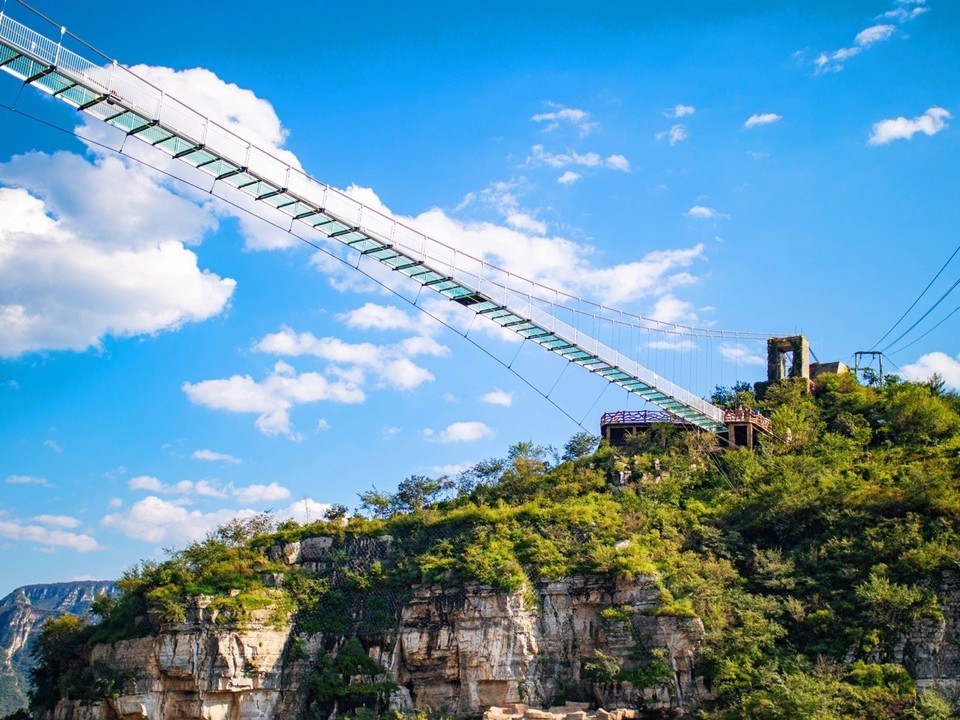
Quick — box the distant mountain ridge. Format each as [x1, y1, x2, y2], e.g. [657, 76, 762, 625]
[0, 580, 115, 716]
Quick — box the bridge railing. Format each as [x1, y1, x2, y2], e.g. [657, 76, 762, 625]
[0, 8, 730, 431]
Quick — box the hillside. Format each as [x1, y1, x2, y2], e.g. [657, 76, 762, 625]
[11, 372, 960, 720]
[0, 581, 115, 716]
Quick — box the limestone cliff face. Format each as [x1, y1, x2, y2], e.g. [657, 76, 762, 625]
[46, 600, 293, 720]
[42, 537, 706, 720]
[0, 581, 115, 716]
[379, 578, 703, 715]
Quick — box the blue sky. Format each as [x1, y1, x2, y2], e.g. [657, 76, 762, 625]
[1, 0, 958, 596]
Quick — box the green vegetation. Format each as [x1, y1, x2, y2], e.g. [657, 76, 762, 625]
[18, 371, 960, 718]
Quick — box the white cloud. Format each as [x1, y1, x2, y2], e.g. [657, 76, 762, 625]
[557, 171, 582, 185]
[527, 145, 630, 172]
[424, 421, 496, 443]
[382, 426, 401, 440]
[744, 113, 783, 129]
[814, 16, 910, 73]
[684, 205, 730, 220]
[868, 106, 951, 145]
[480, 389, 513, 407]
[855, 24, 896, 47]
[506, 212, 547, 235]
[423, 462, 474, 476]
[317, 418, 331, 431]
[606, 154, 631, 172]
[0, 182, 234, 357]
[183, 360, 365, 438]
[279, 499, 332, 524]
[31, 514, 81, 529]
[107, 498, 123, 509]
[128, 474, 292, 503]
[649, 295, 699, 325]
[126, 66, 300, 171]
[5, 475, 51, 487]
[338, 303, 420, 332]
[369, 199, 704, 307]
[253, 327, 443, 392]
[656, 124, 689, 146]
[232, 482, 291, 504]
[901, 352, 960, 388]
[648, 337, 696, 351]
[128, 475, 227, 498]
[102, 496, 249, 544]
[665, 104, 695, 118]
[43, 439, 62, 454]
[531, 103, 598, 136]
[102, 495, 331, 545]
[0, 519, 100, 552]
[192, 449, 242, 464]
[720, 342, 766, 365]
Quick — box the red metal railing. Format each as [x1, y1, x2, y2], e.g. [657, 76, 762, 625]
[722, 407, 773, 432]
[600, 410, 685, 426]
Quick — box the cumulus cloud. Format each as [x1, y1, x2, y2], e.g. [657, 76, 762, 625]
[684, 205, 730, 220]
[720, 342, 766, 365]
[232, 482, 291, 504]
[0, 519, 100, 552]
[126, 65, 300, 170]
[183, 360, 365, 439]
[101, 495, 330, 545]
[744, 113, 783, 129]
[102, 496, 250, 545]
[649, 295, 699, 325]
[557, 171, 581, 185]
[128, 475, 229, 498]
[192, 449, 242, 464]
[665, 104, 695, 118]
[255, 327, 444, 390]
[346, 188, 704, 307]
[0, 180, 234, 357]
[424, 421, 496, 443]
[814, 2, 926, 75]
[527, 145, 631, 172]
[338, 303, 420, 332]
[5, 475, 51, 487]
[127, 475, 290, 504]
[31, 515, 81, 529]
[280, 498, 332, 524]
[901, 351, 960, 388]
[0, 76, 275, 357]
[531, 103, 598, 136]
[868, 107, 951, 145]
[656, 125, 689, 146]
[479, 389, 513, 407]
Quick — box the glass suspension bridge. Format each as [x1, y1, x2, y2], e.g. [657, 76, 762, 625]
[0, 5, 781, 434]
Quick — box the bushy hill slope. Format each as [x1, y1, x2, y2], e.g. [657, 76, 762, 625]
[16, 373, 960, 720]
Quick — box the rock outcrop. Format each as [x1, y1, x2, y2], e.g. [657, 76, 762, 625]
[42, 537, 705, 720]
[0, 580, 115, 716]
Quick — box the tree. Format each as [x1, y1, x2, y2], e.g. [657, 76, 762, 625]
[392, 474, 454, 513]
[323, 504, 349, 523]
[357, 488, 392, 519]
[562, 432, 599, 461]
[211, 512, 275, 546]
[508, 441, 551, 475]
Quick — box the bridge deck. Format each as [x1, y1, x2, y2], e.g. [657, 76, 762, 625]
[0, 11, 727, 432]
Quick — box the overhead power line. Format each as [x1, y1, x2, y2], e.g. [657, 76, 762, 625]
[872, 243, 960, 351]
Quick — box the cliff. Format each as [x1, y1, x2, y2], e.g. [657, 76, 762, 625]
[0, 581, 115, 716]
[39, 559, 703, 720]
